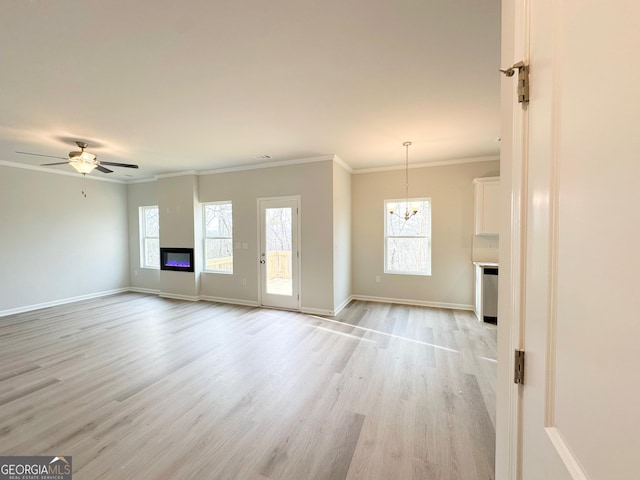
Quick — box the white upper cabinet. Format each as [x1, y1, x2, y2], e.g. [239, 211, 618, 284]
[473, 177, 500, 236]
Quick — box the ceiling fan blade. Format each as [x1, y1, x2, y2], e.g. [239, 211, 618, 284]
[16, 151, 68, 160]
[99, 161, 139, 169]
[41, 162, 71, 166]
[95, 165, 113, 174]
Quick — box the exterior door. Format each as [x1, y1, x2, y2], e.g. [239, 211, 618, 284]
[258, 197, 300, 310]
[500, 0, 640, 478]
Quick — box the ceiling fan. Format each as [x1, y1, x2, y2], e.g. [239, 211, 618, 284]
[16, 141, 139, 197]
[16, 141, 139, 175]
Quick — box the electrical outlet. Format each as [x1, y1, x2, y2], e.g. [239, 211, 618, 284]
[242, 278, 247, 286]
[375, 275, 381, 283]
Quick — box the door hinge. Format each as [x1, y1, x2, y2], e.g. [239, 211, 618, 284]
[500, 61, 529, 105]
[514, 349, 525, 384]
[297, 251, 299, 258]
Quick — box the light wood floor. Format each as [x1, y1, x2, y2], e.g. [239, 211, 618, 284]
[0, 293, 497, 479]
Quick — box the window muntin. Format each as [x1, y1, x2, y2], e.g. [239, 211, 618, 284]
[384, 198, 431, 275]
[140, 206, 160, 269]
[204, 201, 233, 273]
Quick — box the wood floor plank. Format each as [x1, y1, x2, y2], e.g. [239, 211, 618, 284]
[0, 293, 496, 479]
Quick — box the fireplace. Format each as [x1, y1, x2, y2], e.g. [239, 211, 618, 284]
[160, 248, 194, 272]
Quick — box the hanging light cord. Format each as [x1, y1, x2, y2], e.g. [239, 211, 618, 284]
[404, 141, 410, 218]
[81, 173, 87, 198]
[403, 141, 415, 220]
[388, 141, 418, 220]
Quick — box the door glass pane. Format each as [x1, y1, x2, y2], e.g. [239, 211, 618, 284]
[265, 207, 292, 296]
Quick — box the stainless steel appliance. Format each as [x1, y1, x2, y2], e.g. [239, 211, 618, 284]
[482, 267, 498, 323]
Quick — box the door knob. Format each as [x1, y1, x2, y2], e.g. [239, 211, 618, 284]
[260, 260, 266, 264]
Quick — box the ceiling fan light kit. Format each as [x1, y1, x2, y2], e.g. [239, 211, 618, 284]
[69, 150, 97, 162]
[69, 154, 98, 174]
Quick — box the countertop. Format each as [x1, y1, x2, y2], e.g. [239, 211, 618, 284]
[473, 261, 499, 267]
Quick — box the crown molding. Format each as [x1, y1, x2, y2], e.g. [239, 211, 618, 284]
[0, 160, 126, 184]
[3, 153, 498, 183]
[198, 155, 335, 176]
[352, 155, 499, 174]
[126, 177, 158, 184]
[333, 155, 353, 173]
[155, 171, 198, 179]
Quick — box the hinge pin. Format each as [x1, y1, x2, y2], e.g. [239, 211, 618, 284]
[514, 349, 525, 384]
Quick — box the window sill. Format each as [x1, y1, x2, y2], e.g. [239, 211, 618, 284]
[384, 270, 432, 276]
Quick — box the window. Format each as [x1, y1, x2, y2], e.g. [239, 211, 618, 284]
[139, 206, 159, 268]
[204, 201, 233, 273]
[384, 198, 431, 275]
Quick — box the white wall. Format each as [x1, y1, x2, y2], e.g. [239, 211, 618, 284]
[127, 180, 159, 292]
[472, 235, 499, 263]
[333, 161, 352, 312]
[0, 165, 129, 315]
[352, 160, 500, 309]
[158, 174, 200, 299]
[1, 157, 499, 317]
[126, 160, 337, 312]
[199, 160, 335, 313]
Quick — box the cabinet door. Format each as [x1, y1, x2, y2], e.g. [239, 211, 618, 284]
[474, 178, 500, 235]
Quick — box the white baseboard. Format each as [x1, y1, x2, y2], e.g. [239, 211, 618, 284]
[1, 289, 471, 320]
[0, 288, 129, 318]
[351, 295, 474, 311]
[333, 296, 354, 316]
[129, 287, 160, 295]
[159, 293, 200, 302]
[200, 295, 259, 308]
[300, 306, 335, 316]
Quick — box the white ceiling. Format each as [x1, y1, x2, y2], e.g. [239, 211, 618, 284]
[0, 0, 501, 180]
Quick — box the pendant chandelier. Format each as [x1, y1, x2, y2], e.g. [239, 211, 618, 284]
[388, 141, 418, 220]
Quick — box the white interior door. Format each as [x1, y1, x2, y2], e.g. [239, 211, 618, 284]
[258, 197, 300, 310]
[502, 0, 640, 478]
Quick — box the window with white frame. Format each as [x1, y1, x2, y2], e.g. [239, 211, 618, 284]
[204, 201, 233, 273]
[139, 206, 159, 268]
[384, 198, 431, 275]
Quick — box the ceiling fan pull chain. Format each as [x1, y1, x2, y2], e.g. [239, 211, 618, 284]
[81, 173, 87, 198]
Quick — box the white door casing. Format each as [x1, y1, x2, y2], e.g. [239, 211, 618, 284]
[499, 1, 640, 479]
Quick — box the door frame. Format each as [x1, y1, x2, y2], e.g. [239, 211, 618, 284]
[497, 0, 528, 478]
[256, 195, 301, 311]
